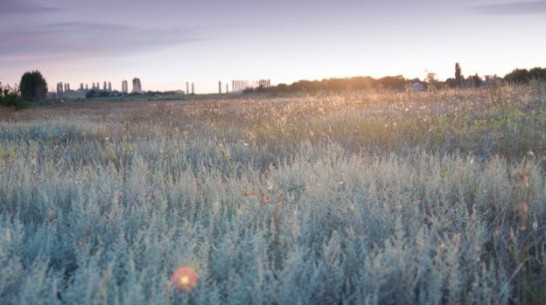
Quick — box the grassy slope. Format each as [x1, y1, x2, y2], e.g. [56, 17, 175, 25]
[0, 86, 545, 304]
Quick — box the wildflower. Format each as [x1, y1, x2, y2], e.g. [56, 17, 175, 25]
[171, 266, 198, 292]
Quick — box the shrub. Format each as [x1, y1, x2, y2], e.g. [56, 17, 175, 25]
[0, 83, 25, 109]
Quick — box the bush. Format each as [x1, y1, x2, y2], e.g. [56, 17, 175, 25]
[0, 83, 25, 109]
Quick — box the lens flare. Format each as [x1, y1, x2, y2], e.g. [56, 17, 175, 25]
[171, 266, 198, 292]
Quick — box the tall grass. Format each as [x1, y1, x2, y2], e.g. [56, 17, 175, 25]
[0, 86, 545, 304]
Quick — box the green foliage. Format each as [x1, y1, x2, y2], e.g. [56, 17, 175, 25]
[0, 87, 545, 304]
[471, 73, 483, 87]
[19, 70, 48, 102]
[244, 75, 407, 94]
[504, 67, 546, 84]
[0, 82, 25, 109]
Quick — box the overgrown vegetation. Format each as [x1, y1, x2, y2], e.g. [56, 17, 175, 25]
[0, 83, 25, 109]
[0, 86, 545, 304]
[504, 67, 546, 85]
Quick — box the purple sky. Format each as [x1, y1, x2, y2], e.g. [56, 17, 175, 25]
[1, 0, 546, 93]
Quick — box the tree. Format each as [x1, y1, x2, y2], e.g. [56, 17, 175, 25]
[20, 70, 48, 102]
[504, 69, 530, 84]
[455, 63, 462, 87]
[529, 67, 546, 80]
[471, 73, 483, 87]
[378, 75, 407, 90]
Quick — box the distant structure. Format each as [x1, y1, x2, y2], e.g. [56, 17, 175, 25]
[410, 82, 425, 92]
[186, 82, 189, 95]
[108, 82, 112, 92]
[121, 80, 128, 94]
[218, 81, 222, 94]
[56, 82, 64, 94]
[232, 79, 271, 92]
[132, 78, 142, 94]
[85, 84, 88, 90]
[258, 79, 271, 88]
[232, 80, 249, 92]
[103, 81, 107, 91]
[56, 81, 86, 99]
[191, 83, 195, 95]
[226, 83, 229, 93]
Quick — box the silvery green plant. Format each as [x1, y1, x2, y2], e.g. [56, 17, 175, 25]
[0, 86, 544, 304]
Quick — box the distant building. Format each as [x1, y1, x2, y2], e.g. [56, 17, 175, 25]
[232, 79, 271, 92]
[56, 82, 64, 94]
[55, 78, 118, 100]
[219, 81, 222, 94]
[132, 78, 142, 94]
[232, 80, 249, 92]
[410, 82, 425, 92]
[258, 79, 271, 88]
[56, 81, 86, 99]
[62, 89, 86, 99]
[121, 80, 128, 94]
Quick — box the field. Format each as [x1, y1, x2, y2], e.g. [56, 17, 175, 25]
[0, 86, 545, 304]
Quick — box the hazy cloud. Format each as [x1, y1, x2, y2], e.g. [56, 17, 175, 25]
[0, 0, 60, 15]
[469, 1, 546, 15]
[0, 22, 202, 62]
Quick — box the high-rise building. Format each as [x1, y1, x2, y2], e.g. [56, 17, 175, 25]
[191, 83, 195, 95]
[231, 79, 271, 92]
[232, 80, 249, 92]
[121, 80, 128, 94]
[186, 82, 189, 95]
[258, 79, 271, 88]
[219, 81, 222, 94]
[132, 78, 142, 94]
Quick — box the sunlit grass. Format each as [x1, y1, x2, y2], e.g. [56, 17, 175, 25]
[0, 85, 545, 304]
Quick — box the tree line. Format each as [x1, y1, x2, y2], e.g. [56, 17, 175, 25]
[2, 66, 546, 109]
[244, 65, 546, 94]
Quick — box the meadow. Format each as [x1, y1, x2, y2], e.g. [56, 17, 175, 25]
[0, 86, 545, 304]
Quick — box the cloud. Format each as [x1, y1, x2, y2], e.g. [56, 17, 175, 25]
[469, 1, 546, 15]
[0, 0, 60, 15]
[0, 22, 202, 63]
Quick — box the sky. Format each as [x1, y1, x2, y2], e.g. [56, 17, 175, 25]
[1, 0, 546, 93]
